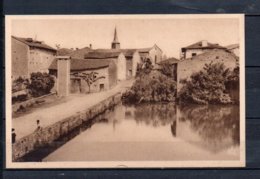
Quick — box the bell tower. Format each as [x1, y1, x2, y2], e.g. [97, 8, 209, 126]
[111, 27, 120, 49]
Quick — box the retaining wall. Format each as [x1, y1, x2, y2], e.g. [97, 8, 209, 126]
[12, 92, 122, 161]
[12, 93, 56, 113]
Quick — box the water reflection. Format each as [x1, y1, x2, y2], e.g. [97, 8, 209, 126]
[131, 103, 176, 127]
[22, 102, 240, 162]
[177, 105, 239, 153]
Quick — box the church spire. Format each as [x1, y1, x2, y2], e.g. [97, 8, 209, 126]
[113, 27, 119, 43]
[111, 27, 120, 49]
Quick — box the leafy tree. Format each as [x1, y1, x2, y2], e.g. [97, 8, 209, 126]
[136, 57, 153, 77]
[28, 72, 55, 97]
[12, 76, 29, 93]
[72, 71, 105, 93]
[179, 62, 233, 104]
[122, 70, 177, 104]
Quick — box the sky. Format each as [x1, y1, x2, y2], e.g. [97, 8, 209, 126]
[11, 16, 240, 58]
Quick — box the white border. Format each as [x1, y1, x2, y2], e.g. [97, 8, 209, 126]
[5, 14, 245, 168]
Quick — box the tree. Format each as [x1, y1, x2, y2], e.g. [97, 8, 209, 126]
[12, 76, 29, 93]
[136, 57, 153, 77]
[28, 72, 55, 97]
[72, 71, 105, 93]
[179, 62, 233, 104]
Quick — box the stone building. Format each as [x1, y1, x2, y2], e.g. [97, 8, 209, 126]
[177, 49, 238, 92]
[49, 57, 117, 94]
[180, 40, 226, 59]
[226, 44, 239, 57]
[11, 36, 57, 79]
[85, 50, 127, 81]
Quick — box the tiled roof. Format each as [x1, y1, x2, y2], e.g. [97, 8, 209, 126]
[12, 36, 57, 52]
[187, 49, 238, 61]
[68, 47, 92, 59]
[158, 57, 180, 64]
[84, 49, 122, 59]
[226, 44, 239, 50]
[182, 41, 226, 50]
[57, 48, 74, 55]
[49, 58, 112, 71]
[84, 47, 152, 59]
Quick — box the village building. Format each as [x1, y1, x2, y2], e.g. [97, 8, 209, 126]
[180, 40, 227, 59]
[11, 36, 57, 80]
[177, 49, 238, 95]
[49, 57, 117, 94]
[48, 27, 163, 96]
[226, 44, 239, 57]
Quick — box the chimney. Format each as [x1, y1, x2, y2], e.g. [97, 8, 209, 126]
[89, 44, 92, 49]
[57, 56, 70, 97]
[202, 40, 208, 47]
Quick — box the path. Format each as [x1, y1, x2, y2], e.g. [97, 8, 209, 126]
[12, 79, 134, 140]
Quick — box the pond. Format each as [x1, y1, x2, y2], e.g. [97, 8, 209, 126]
[39, 103, 240, 162]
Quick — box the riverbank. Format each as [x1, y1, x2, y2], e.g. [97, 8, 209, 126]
[12, 79, 134, 161]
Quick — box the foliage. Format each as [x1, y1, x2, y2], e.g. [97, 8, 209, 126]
[12, 76, 29, 93]
[179, 62, 237, 104]
[136, 57, 154, 77]
[72, 71, 105, 93]
[159, 61, 176, 78]
[28, 72, 55, 97]
[122, 58, 177, 104]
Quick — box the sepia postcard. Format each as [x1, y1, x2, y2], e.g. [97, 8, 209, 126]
[5, 14, 245, 168]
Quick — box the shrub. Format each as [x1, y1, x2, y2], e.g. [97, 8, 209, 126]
[179, 62, 234, 104]
[122, 70, 177, 104]
[28, 72, 55, 97]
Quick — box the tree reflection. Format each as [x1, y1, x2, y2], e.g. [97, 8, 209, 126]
[133, 103, 176, 127]
[178, 105, 240, 152]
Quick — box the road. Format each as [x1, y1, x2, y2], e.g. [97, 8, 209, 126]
[12, 79, 134, 140]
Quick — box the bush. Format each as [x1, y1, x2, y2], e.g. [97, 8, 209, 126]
[28, 72, 55, 97]
[179, 62, 234, 104]
[12, 76, 29, 93]
[122, 70, 177, 104]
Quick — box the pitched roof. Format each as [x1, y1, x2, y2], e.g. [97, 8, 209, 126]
[185, 49, 238, 61]
[182, 41, 226, 50]
[57, 48, 74, 55]
[158, 57, 180, 65]
[226, 44, 239, 50]
[68, 47, 92, 59]
[84, 49, 122, 59]
[12, 36, 57, 52]
[49, 58, 112, 71]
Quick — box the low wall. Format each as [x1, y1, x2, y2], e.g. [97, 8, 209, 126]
[12, 93, 56, 113]
[12, 92, 122, 162]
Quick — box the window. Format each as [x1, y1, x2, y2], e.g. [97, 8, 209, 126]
[155, 55, 157, 63]
[128, 70, 132, 77]
[100, 84, 105, 91]
[192, 53, 197, 57]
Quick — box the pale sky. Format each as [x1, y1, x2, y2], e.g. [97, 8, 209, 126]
[11, 17, 240, 58]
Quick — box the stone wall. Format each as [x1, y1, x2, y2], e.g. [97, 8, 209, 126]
[12, 38, 29, 79]
[12, 92, 122, 162]
[12, 93, 56, 113]
[177, 49, 238, 93]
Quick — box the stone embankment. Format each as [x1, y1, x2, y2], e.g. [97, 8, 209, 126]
[12, 92, 122, 162]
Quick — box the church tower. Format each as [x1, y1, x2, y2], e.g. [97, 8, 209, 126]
[111, 27, 120, 49]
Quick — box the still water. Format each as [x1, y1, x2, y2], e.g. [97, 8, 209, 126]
[41, 103, 240, 161]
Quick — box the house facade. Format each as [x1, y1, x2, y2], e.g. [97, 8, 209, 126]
[180, 40, 227, 59]
[177, 49, 238, 92]
[12, 36, 57, 80]
[49, 58, 117, 94]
